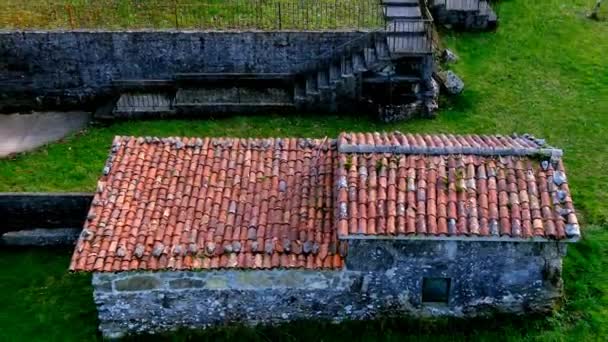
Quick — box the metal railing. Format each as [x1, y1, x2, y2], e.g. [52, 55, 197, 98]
[1, 0, 385, 30]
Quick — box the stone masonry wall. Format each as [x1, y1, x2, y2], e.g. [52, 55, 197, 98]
[0, 31, 361, 111]
[345, 240, 567, 315]
[93, 240, 567, 338]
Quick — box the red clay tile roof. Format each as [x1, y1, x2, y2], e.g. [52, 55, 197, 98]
[70, 136, 345, 272]
[335, 132, 579, 240]
[71, 132, 580, 272]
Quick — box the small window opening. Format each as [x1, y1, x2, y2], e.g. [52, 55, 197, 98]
[422, 277, 451, 303]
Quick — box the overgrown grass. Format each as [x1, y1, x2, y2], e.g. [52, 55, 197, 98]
[0, 0, 607, 340]
[1, 0, 383, 30]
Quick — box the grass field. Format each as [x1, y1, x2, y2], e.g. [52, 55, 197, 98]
[1, 0, 383, 30]
[0, 0, 607, 340]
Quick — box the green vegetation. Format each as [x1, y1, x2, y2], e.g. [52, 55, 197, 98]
[0, 0, 607, 340]
[2, 0, 383, 30]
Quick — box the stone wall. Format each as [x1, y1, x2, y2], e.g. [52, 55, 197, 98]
[93, 270, 364, 339]
[345, 240, 567, 315]
[92, 240, 567, 338]
[0, 31, 362, 111]
[0, 192, 92, 233]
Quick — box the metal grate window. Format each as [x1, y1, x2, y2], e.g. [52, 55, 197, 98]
[422, 277, 451, 303]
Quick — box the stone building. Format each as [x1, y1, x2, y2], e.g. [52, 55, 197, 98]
[70, 132, 580, 338]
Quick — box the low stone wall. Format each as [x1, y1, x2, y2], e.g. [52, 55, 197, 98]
[93, 270, 364, 338]
[0, 192, 92, 233]
[0, 30, 362, 112]
[93, 240, 567, 338]
[431, 5, 497, 30]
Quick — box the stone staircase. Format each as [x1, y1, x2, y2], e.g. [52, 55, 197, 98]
[97, 1, 436, 120]
[102, 74, 296, 119]
[429, 0, 498, 30]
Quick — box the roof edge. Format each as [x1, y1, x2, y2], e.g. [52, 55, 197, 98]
[338, 234, 580, 243]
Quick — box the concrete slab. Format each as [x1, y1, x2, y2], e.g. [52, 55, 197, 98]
[0, 111, 91, 157]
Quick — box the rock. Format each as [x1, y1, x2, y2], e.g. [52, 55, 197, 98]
[553, 171, 567, 185]
[440, 70, 465, 95]
[377, 102, 421, 123]
[442, 49, 459, 63]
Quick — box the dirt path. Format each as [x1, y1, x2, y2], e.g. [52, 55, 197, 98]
[0, 111, 91, 157]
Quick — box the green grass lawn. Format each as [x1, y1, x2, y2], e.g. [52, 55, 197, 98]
[2, 0, 383, 30]
[0, 0, 607, 340]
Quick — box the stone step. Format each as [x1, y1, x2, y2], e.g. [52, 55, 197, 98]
[175, 87, 293, 105]
[445, 0, 482, 11]
[384, 6, 422, 19]
[363, 75, 422, 84]
[174, 103, 296, 114]
[382, 0, 420, 6]
[341, 55, 354, 77]
[113, 93, 175, 118]
[352, 52, 368, 73]
[329, 63, 343, 84]
[306, 74, 319, 94]
[375, 40, 391, 60]
[112, 79, 174, 91]
[363, 47, 379, 67]
[386, 20, 427, 34]
[387, 36, 431, 55]
[317, 69, 330, 88]
[174, 73, 294, 85]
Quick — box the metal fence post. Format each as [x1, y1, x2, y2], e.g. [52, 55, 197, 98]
[174, 0, 179, 29]
[278, 2, 282, 30]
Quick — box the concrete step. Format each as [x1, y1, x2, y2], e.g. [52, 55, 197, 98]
[113, 93, 175, 118]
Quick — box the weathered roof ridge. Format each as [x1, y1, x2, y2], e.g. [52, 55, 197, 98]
[111, 135, 336, 148]
[338, 132, 563, 159]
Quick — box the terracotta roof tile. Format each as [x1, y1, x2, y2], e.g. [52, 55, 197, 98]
[336, 132, 580, 241]
[71, 132, 580, 272]
[70, 136, 343, 272]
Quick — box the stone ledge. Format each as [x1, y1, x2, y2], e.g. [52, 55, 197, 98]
[96, 270, 356, 293]
[1, 228, 80, 246]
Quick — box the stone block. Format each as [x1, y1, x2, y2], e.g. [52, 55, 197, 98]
[204, 275, 229, 289]
[168, 278, 206, 289]
[114, 275, 161, 292]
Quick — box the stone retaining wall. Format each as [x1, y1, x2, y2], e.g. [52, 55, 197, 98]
[0, 192, 91, 233]
[0, 31, 362, 112]
[93, 240, 567, 338]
